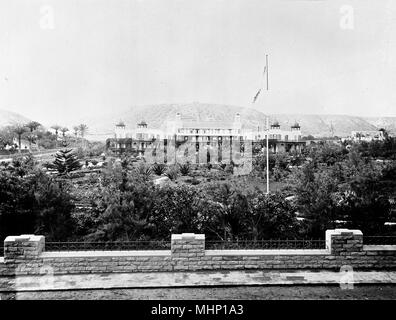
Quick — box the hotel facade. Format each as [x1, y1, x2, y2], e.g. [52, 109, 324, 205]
[106, 113, 305, 163]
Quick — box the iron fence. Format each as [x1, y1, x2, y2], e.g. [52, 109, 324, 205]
[205, 239, 326, 250]
[363, 236, 396, 245]
[4, 237, 394, 255]
[45, 240, 171, 252]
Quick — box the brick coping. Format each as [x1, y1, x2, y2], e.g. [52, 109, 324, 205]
[42, 249, 331, 258]
[205, 249, 330, 256]
[41, 250, 171, 258]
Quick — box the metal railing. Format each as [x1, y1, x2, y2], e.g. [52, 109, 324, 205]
[45, 240, 171, 252]
[363, 236, 396, 245]
[205, 239, 326, 250]
[4, 237, 394, 255]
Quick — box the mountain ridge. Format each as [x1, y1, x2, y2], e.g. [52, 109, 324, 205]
[82, 103, 395, 139]
[2, 105, 395, 139]
[0, 109, 31, 127]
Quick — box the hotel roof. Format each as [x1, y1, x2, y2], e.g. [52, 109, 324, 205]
[180, 120, 240, 129]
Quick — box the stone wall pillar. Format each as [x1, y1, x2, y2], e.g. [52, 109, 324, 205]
[4, 234, 45, 262]
[171, 233, 205, 271]
[325, 229, 363, 256]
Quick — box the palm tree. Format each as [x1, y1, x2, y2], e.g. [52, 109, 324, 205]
[51, 125, 61, 148]
[78, 124, 88, 148]
[60, 127, 69, 138]
[59, 127, 69, 148]
[73, 126, 79, 138]
[25, 133, 37, 151]
[25, 121, 41, 150]
[25, 121, 41, 133]
[13, 124, 27, 153]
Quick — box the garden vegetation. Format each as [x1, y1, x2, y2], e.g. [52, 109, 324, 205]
[0, 134, 395, 243]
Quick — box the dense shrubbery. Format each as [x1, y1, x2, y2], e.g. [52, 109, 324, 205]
[165, 165, 179, 180]
[0, 155, 76, 242]
[86, 165, 301, 241]
[0, 135, 395, 243]
[74, 142, 106, 159]
[286, 143, 396, 237]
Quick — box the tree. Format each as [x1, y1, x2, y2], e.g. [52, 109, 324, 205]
[201, 182, 249, 240]
[151, 185, 206, 238]
[73, 126, 79, 138]
[25, 121, 41, 150]
[88, 168, 157, 241]
[25, 133, 37, 151]
[302, 135, 315, 141]
[0, 155, 76, 242]
[288, 163, 340, 237]
[60, 127, 69, 138]
[25, 121, 41, 133]
[60, 127, 69, 147]
[51, 125, 61, 148]
[0, 161, 37, 240]
[0, 126, 14, 150]
[13, 124, 27, 153]
[52, 149, 82, 175]
[78, 124, 88, 148]
[247, 192, 299, 240]
[33, 172, 76, 241]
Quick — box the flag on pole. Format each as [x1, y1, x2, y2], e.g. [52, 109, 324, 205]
[252, 54, 268, 104]
[252, 88, 261, 103]
[262, 65, 267, 77]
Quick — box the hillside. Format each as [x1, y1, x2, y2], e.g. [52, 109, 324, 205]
[83, 103, 394, 139]
[0, 109, 31, 127]
[364, 117, 396, 136]
[3, 104, 395, 139]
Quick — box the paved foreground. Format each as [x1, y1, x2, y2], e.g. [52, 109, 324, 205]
[1, 285, 395, 300]
[1, 270, 396, 292]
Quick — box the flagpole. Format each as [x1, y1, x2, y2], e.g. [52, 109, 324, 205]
[266, 54, 269, 194]
[266, 115, 269, 194]
[252, 53, 270, 194]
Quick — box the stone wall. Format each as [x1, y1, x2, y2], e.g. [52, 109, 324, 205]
[0, 229, 395, 277]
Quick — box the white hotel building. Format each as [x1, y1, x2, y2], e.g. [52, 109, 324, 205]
[108, 113, 304, 157]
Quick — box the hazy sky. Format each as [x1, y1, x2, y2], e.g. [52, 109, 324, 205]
[0, 0, 395, 126]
